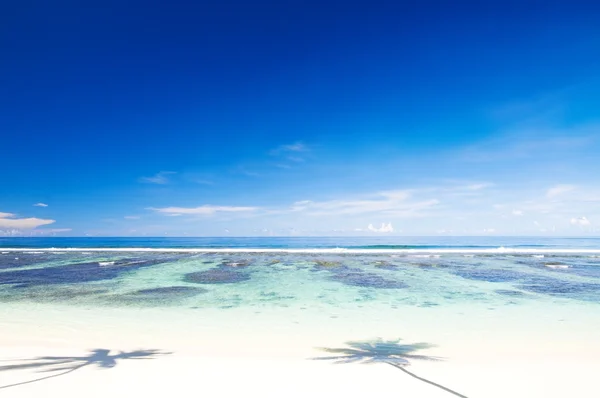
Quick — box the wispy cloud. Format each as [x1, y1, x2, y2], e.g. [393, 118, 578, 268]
[33, 202, 48, 207]
[270, 141, 308, 155]
[30, 228, 72, 235]
[270, 141, 310, 166]
[124, 216, 141, 220]
[546, 184, 576, 198]
[465, 183, 491, 191]
[180, 172, 216, 185]
[459, 126, 599, 163]
[428, 181, 494, 198]
[150, 205, 259, 216]
[483, 184, 600, 234]
[139, 171, 176, 184]
[290, 190, 439, 217]
[139, 181, 599, 235]
[0, 212, 55, 229]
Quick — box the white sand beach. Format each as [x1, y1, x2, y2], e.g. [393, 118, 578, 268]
[2, 301, 600, 398]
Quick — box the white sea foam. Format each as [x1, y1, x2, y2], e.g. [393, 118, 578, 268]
[1, 247, 600, 254]
[544, 263, 570, 269]
[98, 261, 115, 266]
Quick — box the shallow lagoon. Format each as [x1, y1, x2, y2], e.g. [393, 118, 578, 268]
[1, 250, 599, 307]
[1, 244, 600, 397]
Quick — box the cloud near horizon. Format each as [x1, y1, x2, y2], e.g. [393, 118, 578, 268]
[0, 212, 55, 229]
[150, 205, 259, 216]
[368, 222, 394, 232]
[94, 181, 600, 235]
[290, 190, 440, 217]
[570, 216, 591, 226]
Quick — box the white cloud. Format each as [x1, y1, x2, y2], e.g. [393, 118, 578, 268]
[290, 190, 438, 217]
[1, 228, 70, 237]
[139, 171, 176, 184]
[379, 190, 411, 200]
[368, 222, 394, 233]
[124, 216, 141, 220]
[570, 216, 591, 226]
[546, 184, 575, 198]
[27, 228, 72, 236]
[270, 142, 310, 166]
[465, 183, 492, 191]
[150, 205, 259, 216]
[138, 181, 600, 236]
[271, 142, 308, 155]
[33, 203, 48, 207]
[0, 212, 55, 229]
[47, 228, 71, 233]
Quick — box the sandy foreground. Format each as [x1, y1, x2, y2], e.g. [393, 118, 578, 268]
[1, 346, 597, 398]
[2, 303, 600, 398]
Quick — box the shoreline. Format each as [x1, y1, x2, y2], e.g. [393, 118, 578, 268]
[3, 247, 600, 254]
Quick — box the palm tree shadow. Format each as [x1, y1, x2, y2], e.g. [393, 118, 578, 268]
[313, 338, 468, 398]
[0, 348, 170, 390]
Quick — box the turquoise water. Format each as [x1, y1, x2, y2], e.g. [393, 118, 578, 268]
[2, 236, 600, 249]
[1, 238, 599, 309]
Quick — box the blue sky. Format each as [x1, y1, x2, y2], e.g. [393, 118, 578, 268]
[1, 1, 600, 236]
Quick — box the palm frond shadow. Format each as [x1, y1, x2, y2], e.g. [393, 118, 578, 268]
[0, 348, 170, 390]
[313, 338, 468, 398]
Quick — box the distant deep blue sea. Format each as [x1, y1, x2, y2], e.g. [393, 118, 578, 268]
[0, 236, 599, 250]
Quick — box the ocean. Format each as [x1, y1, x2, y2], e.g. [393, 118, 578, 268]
[1, 237, 599, 397]
[2, 236, 600, 250]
